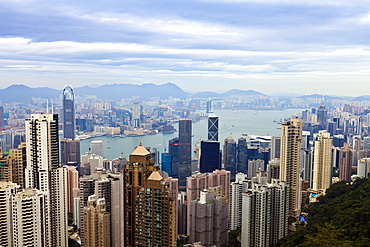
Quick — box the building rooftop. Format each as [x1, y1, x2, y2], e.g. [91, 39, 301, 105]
[147, 170, 163, 181]
[131, 142, 150, 156]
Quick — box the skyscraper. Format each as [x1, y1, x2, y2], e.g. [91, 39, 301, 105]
[280, 118, 302, 218]
[208, 114, 219, 141]
[123, 143, 176, 246]
[199, 140, 222, 173]
[178, 119, 192, 187]
[0, 106, 4, 128]
[25, 113, 68, 246]
[224, 137, 237, 179]
[62, 85, 76, 139]
[312, 130, 333, 192]
[90, 139, 104, 157]
[339, 144, 352, 181]
[241, 176, 288, 247]
[168, 137, 179, 178]
[60, 138, 80, 166]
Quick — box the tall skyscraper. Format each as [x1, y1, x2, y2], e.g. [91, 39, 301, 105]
[357, 158, 370, 178]
[312, 130, 333, 192]
[241, 176, 288, 247]
[123, 143, 176, 246]
[224, 137, 237, 179]
[168, 137, 179, 178]
[339, 144, 352, 181]
[178, 119, 192, 187]
[229, 173, 249, 231]
[280, 118, 302, 218]
[132, 102, 141, 128]
[208, 114, 219, 141]
[25, 113, 68, 246]
[199, 140, 222, 173]
[317, 102, 328, 129]
[62, 85, 76, 139]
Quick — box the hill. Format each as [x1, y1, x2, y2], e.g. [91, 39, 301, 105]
[275, 178, 370, 247]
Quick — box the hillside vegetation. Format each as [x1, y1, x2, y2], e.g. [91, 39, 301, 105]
[276, 178, 370, 247]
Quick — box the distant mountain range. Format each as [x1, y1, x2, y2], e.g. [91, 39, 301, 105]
[0, 83, 369, 103]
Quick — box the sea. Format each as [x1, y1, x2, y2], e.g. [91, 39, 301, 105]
[80, 109, 302, 160]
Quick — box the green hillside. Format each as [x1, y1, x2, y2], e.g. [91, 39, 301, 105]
[275, 178, 370, 247]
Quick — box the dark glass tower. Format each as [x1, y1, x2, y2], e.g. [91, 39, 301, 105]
[199, 140, 222, 173]
[208, 114, 219, 141]
[62, 85, 75, 139]
[169, 137, 179, 178]
[178, 119, 192, 187]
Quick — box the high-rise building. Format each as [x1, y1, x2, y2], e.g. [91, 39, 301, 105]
[178, 119, 192, 187]
[67, 166, 79, 214]
[161, 153, 172, 176]
[123, 143, 176, 246]
[62, 85, 76, 139]
[0, 106, 4, 128]
[317, 103, 328, 129]
[280, 118, 302, 218]
[241, 176, 288, 247]
[169, 137, 179, 178]
[186, 169, 231, 235]
[339, 144, 352, 181]
[229, 173, 249, 231]
[357, 158, 370, 178]
[208, 114, 219, 141]
[60, 138, 80, 166]
[90, 140, 104, 157]
[199, 140, 222, 173]
[0, 181, 20, 246]
[224, 138, 237, 178]
[248, 159, 265, 178]
[8, 188, 49, 247]
[132, 102, 141, 128]
[83, 195, 111, 247]
[312, 130, 333, 192]
[270, 136, 281, 160]
[190, 188, 228, 246]
[24, 113, 68, 246]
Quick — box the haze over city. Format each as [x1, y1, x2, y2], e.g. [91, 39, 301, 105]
[1, 0, 370, 96]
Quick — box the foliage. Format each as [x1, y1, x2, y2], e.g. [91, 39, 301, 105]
[228, 228, 241, 247]
[275, 178, 370, 247]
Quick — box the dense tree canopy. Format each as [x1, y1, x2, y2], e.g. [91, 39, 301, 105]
[276, 178, 370, 247]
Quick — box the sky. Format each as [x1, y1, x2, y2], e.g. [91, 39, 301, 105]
[1, 0, 370, 96]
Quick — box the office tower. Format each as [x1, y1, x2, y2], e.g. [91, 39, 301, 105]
[339, 144, 352, 181]
[73, 188, 81, 228]
[317, 103, 328, 129]
[0, 106, 4, 128]
[83, 195, 111, 247]
[229, 173, 249, 231]
[270, 136, 281, 160]
[24, 113, 67, 246]
[62, 85, 76, 139]
[169, 137, 179, 178]
[123, 143, 176, 246]
[206, 100, 212, 113]
[248, 159, 264, 178]
[312, 130, 333, 192]
[186, 170, 231, 235]
[0, 182, 20, 246]
[189, 188, 229, 246]
[333, 135, 345, 148]
[67, 166, 79, 214]
[132, 102, 141, 128]
[208, 114, 219, 141]
[60, 138, 80, 166]
[161, 153, 172, 176]
[224, 137, 237, 178]
[280, 118, 302, 218]
[241, 177, 288, 247]
[178, 119, 192, 187]
[302, 149, 313, 187]
[90, 140, 104, 157]
[199, 140, 222, 173]
[357, 158, 370, 178]
[237, 137, 248, 174]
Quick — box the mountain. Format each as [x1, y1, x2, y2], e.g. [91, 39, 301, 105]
[0, 84, 60, 103]
[222, 89, 266, 97]
[351, 95, 370, 102]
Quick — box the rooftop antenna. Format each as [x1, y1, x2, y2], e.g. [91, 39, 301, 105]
[51, 99, 54, 114]
[46, 99, 49, 113]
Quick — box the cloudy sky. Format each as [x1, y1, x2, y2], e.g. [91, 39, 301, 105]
[1, 0, 370, 96]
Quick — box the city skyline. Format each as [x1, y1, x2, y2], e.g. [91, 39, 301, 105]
[1, 1, 370, 96]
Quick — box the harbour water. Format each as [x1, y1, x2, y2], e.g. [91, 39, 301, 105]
[80, 109, 301, 159]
